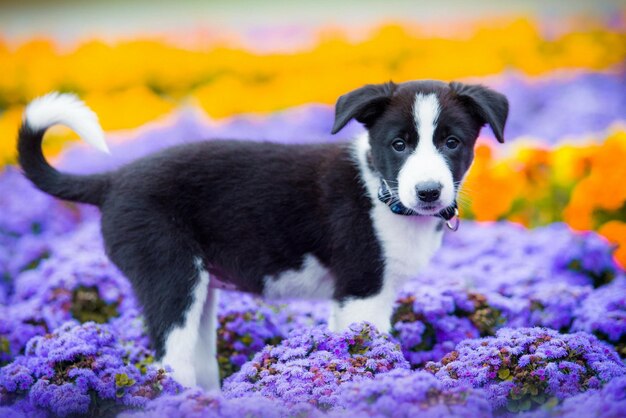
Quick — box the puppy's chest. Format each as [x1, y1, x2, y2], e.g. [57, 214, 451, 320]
[262, 254, 335, 300]
[371, 205, 444, 281]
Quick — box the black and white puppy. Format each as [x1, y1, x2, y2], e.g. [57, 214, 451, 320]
[18, 80, 508, 389]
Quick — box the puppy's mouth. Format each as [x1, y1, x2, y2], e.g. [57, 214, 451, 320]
[413, 203, 445, 215]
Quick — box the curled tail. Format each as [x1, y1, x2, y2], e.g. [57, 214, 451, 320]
[18, 93, 111, 206]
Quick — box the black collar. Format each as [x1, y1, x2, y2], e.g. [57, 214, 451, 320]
[377, 179, 460, 231]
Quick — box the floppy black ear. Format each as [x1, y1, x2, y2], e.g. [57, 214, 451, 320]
[450, 82, 509, 143]
[331, 82, 396, 134]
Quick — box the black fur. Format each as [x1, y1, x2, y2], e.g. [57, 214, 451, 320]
[17, 123, 110, 205]
[332, 82, 397, 133]
[449, 82, 509, 143]
[17, 80, 508, 358]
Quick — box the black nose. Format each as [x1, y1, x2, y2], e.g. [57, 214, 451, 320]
[416, 181, 442, 203]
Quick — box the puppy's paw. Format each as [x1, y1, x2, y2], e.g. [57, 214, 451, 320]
[171, 365, 198, 388]
[196, 356, 221, 391]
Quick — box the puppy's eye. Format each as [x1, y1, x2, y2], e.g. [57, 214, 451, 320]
[392, 139, 406, 152]
[445, 136, 460, 150]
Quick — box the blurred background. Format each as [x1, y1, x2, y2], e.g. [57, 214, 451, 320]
[1, 0, 626, 263]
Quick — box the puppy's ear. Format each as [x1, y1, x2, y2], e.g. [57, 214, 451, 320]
[331, 82, 396, 134]
[450, 82, 509, 143]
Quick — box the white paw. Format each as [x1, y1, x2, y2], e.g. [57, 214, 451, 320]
[163, 358, 197, 388]
[196, 356, 221, 391]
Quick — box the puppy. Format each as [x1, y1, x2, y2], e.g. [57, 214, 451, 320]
[18, 80, 508, 389]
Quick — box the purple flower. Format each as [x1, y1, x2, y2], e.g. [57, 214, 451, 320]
[222, 323, 409, 409]
[119, 388, 321, 418]
[1, 223, 140, 365]
[572, 278, 626, 356]
[507, 282, 592, 332]
[391, 286, 481, 367]
[330, 368, 492, 418]
[519, 375, 626, 418]
[426, 327, 625, 413]
[0, 167, 97, 289]
[0, 322, 181, 417]
[217, 291, 327, 380]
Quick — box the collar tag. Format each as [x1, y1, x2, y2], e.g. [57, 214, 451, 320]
[445, 208, 460, 231]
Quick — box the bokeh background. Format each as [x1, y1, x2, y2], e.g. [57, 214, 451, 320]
[1, 1, 626, 417]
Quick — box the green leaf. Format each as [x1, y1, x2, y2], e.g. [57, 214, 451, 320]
[520, 399, 532, 411]
[498, 368, 511, 380]
[115, 373, 136, 388]
[544, 397, 559, 409]
[506, 400, 520, 413]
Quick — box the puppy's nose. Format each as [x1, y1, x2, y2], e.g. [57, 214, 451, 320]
[416, 181, 442, 203]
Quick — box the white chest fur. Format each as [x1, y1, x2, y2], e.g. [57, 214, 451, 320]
[371, 203, 443, 285]
[354, 133, 444, 289]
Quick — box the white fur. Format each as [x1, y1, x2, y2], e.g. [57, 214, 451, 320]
[24, 92, 110, 154]
[397, 93, 454, 212]
[194, 288, 220, 390]
[334, 134, 444, 332]
[263, 254, 335, 300]
[328, 301, 339, 332]
[161, 257, 210, 388]
[333, 286, 398, 333]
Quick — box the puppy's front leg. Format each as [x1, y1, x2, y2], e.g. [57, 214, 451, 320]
[332, 288, 396, 333]
[327, 301, 338, 332]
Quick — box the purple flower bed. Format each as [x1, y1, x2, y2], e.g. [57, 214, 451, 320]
[119, 388, 319, 418]
[330, 368, 492, 418]
[1, 70, 626, 416]
[520, 375, 626, 418]
[425, 328, 625, 413]
[217, 292, 327, 380]
[0, 322, 181, 417]
[572, 278, 626, 358]
[223, 323, 409, 409]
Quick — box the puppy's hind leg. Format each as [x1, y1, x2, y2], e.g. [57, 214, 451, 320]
[158, 257, 210, 388]
[102, 210, 212, 388]
[194, 287, 221, 390]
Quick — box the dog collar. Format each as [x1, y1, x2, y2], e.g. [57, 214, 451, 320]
[377, 180, 460, 231]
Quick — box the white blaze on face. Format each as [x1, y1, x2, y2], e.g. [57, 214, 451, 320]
[397, 93, 454, 212]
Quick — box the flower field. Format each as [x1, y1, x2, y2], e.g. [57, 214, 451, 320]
[1, 9, 626, 418]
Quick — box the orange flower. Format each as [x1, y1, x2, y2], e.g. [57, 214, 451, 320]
[564, 131, 626, 230]
[598, 221, 626, 268]
[463, 143, 523, 221]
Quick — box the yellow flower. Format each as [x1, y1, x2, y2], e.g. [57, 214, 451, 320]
[83, 87, 175, 132]
[0, 107, 23, 165]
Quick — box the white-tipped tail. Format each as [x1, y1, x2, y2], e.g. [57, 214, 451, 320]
[24, 92, 110, 154]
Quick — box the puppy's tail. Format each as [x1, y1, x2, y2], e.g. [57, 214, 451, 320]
[17, 92, 111, 206]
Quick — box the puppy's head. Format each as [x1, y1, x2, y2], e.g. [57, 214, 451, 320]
[332, 80, 508, 215]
